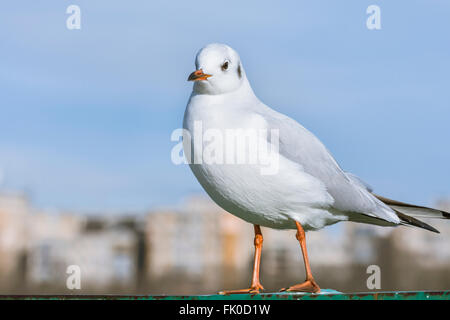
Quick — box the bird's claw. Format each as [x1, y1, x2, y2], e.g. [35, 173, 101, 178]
[219, 283, 264, 295]
[280, 279, 320, 293]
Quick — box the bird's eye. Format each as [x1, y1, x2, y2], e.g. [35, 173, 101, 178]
[221, 61, 229, 71]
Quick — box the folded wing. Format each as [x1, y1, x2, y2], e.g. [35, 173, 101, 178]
[258, 107, 400, 225]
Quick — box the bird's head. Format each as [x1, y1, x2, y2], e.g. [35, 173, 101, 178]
[188, 43, 245, 95]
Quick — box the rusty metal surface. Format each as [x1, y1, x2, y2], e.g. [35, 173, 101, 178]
[0, 290, 448, 300]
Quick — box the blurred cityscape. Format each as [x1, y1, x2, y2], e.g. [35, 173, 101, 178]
[0, 190, 449, 295]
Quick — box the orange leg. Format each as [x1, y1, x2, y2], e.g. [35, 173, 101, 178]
[281, 221, 320, 293]
[219, 225, 264, 294]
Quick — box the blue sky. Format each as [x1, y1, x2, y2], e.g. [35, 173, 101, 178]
[0, 1, 449, 212]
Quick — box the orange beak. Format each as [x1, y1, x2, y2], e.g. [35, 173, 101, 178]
[187, 69, 212, 81]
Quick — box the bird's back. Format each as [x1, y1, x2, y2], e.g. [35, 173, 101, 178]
[255, 103, 401, 225]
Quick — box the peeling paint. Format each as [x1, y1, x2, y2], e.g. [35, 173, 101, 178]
[0, 291, 448, 300]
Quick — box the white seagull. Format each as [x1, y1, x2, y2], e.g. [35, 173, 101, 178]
[183, 43, 449, 294]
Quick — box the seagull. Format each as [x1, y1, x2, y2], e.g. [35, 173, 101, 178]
[183, 43, 450, 294]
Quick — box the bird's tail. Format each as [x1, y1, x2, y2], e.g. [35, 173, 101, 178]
[373, 194, 450, 233]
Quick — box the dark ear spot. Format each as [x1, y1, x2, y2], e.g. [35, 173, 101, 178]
[237, 64, 242, 79]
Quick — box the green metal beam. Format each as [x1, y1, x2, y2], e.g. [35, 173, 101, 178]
[1, 290, 449, 300]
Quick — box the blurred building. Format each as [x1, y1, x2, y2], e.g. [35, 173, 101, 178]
[0, 191, 449, 293]
[145, 197, 253, 292]
[0, 191, 145, 292]
[389, 200, 450, 267]
[0, 192, 30, 288]
[26, 214, 141, 290]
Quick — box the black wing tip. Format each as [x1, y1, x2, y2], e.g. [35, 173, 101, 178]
[395, 210, 440, 234]
[374, 193, 450, 220]
[402, 221, 440, 234]
[423, 224, 440, 234]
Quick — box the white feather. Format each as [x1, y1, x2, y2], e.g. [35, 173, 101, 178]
[183, 44, 401, 231]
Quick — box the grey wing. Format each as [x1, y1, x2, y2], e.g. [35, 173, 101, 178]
[259, 107, 400, 224]
[345, 172, 373, 192]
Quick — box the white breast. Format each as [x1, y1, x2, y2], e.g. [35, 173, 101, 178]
[183, 94, 343, 230]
